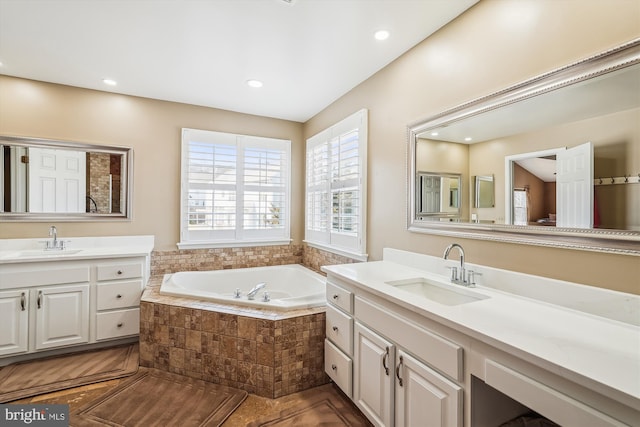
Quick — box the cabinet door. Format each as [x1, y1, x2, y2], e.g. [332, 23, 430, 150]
[0, 290, 29, 356]
[354, 322, 395, 427]
[35, 284, 90, 350]
[395, 350, 463, 427]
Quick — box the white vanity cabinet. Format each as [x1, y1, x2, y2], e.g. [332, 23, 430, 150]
[324, 281, 354, 396]
[0, 236, 153, 365]
[94, 260, 144, 340]
[326, 276, 464, 427]
[0, 289, 29, 356]
[34, 283, 90, 350]
[0, 264, 91, 357]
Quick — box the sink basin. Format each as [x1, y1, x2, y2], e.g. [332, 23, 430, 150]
[1, 249, 83, 259]
[385, 277, 489, 306]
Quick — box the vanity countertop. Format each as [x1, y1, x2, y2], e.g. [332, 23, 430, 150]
[0, 235, 155, 264]
[322, 254, 640, 409]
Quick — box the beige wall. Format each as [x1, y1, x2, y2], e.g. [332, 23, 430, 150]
[1, 0, 639, 294]
[303, 0, 640, 294]
[0, 77, 305, 250]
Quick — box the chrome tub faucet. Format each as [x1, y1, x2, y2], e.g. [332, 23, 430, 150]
[247, 282, 266, 300]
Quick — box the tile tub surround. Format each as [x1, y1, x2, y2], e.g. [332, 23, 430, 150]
[150, 245, 304, 276]
[139, 277, 328, 398]
[149, 243, 360, 277]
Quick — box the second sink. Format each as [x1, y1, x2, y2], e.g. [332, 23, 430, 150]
[385, 277, 489, 306]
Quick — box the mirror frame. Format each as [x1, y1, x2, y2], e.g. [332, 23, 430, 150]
[1, 135, 133, 221]
[407, 38, 640, 256]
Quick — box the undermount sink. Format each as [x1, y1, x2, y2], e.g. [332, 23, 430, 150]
[385, 277, 489, 306]
[1, 249, 83, 259]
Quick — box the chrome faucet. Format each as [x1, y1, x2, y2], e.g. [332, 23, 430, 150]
[46, 225, 64, 250]
[247, 282, 266, 300]
[443, 243, 470, 286]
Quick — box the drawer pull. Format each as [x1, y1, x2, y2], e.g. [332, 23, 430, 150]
[20, 292, 26, 311]
[382, 346, 390, 376]
[396, 355, 404, 387]
[331, 364, 337, 371]
[117, 322, 124, 328]
[117, 270, 123, 275]
[332, 326, 339, 332]
[332, 294, 339, 300]
[116, 294, 123, 299]
[37, 291, 43, 309]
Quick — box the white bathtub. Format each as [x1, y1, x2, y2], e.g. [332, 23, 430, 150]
[159, 264, 326, 310]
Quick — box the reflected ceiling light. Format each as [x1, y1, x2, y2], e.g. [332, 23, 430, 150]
[246, 79, 263, 88]
[431, 132, 439, 136]
[103, 78, 117, 86]
[374, 30, 390, 41]
[464, 137, 473, 142]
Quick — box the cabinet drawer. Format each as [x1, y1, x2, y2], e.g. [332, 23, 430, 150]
[96, 279, 143, 310]
[0, 265, 90, 289]
[326, 281, 353, 314]
[325, 339, 352, 397]
[96, 262, 143, 281]
[326, 304, 353, 356]
[96, 308, 140, 340]
[355, 296, 463, 382]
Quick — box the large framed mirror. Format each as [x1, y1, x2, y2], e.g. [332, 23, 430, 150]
[408, 38, 640, 255]
[1, 135, 133, 221]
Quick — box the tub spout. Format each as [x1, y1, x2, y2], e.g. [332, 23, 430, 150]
[247, 282, 266, 300]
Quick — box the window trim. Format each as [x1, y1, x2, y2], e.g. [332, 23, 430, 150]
[178, 128, 291, 250]
[304, 109, 368, 260]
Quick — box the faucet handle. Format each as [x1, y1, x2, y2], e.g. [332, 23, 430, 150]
[466, 270, 482, 287]
[447, 266, 458, 282]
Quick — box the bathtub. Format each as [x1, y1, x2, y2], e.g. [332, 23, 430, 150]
[159, 264, 326, 310]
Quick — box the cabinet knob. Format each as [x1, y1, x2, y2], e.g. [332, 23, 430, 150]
[332, 326, 338, 332]
[116, 294, 123, 299]
[332, 294, 339, 300]
[117, 322, 124, 328]
[331, 364, 337, 371]
[117, 270, 123, 275]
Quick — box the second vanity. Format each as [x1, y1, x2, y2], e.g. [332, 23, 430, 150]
[0, 235, 154, 365]
[323, 248, 639, 427]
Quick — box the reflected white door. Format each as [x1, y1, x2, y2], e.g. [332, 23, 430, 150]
[556, 142, 593, 228]
[28, 148, 86, 212]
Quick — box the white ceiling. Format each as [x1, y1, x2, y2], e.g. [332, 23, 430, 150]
[0, 0, 477, 123]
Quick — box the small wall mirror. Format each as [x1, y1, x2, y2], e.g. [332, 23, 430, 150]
[1, 136, 133, 221]
[474, 175, 494, 208]
[416, 172, 462, 219]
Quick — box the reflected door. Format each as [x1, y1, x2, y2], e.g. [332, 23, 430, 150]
[556, 142, 593, 228]
[28, 148, 86, 212]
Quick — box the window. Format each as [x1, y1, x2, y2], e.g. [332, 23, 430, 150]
[305, 109, 367, 260]
[179, 128, 291, 248]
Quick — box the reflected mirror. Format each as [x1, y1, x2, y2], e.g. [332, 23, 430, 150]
[474, 175, 494, 209]
[1, 136, 133, 221]
[407, 38, 640, 254]
[416, 172, 462, 219]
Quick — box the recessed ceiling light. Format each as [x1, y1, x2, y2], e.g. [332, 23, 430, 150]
[103, 78, 117, 86]
[246, 79, 263, 88]
[431, 132, 439, 136]
[464, 137, 473, 142]
[374, 30, 390, 41]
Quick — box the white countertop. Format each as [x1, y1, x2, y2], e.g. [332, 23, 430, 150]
[322, 252, 640, 409]
[0, 235, 155, 264]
